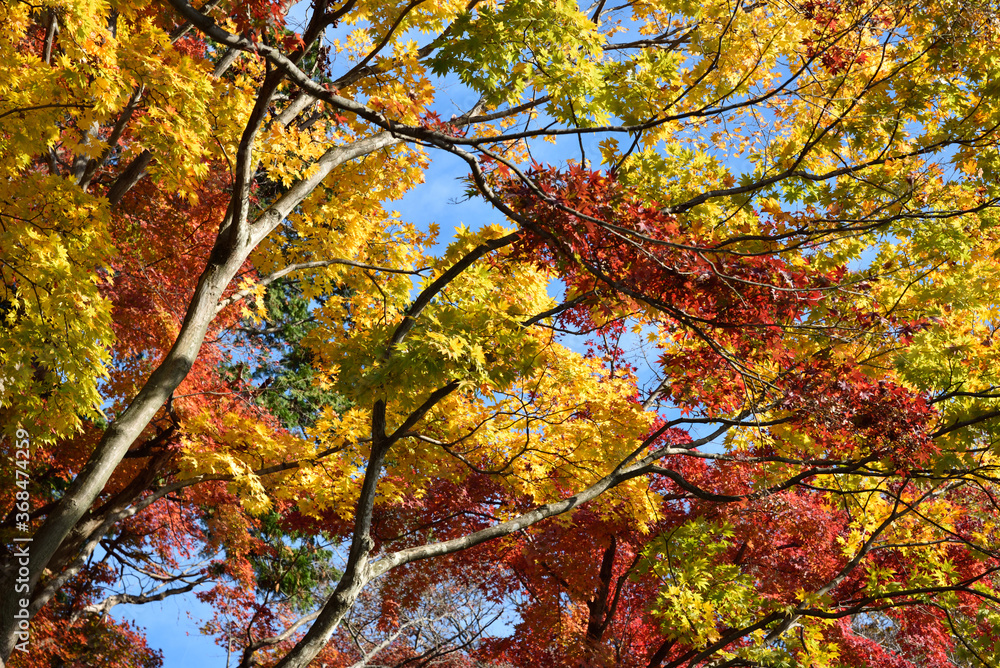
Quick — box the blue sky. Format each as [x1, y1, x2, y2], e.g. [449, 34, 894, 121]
[118, 595, 228, 665]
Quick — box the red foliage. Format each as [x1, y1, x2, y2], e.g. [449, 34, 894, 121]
[799, 0, 895, 73]
[777, 362, 937, 466]
[506, 164, 826, 340]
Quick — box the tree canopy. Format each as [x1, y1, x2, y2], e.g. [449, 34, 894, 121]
[3, 0, 1000, 665]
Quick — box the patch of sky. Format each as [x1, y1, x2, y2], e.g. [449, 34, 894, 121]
[114, 592, 227, 666]
[106, 545, 227, 666]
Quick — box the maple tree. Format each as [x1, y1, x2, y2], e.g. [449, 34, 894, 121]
[4, 0, 1000, 665]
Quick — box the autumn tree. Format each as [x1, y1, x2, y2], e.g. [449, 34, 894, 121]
[4, 0, 1000, 665]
